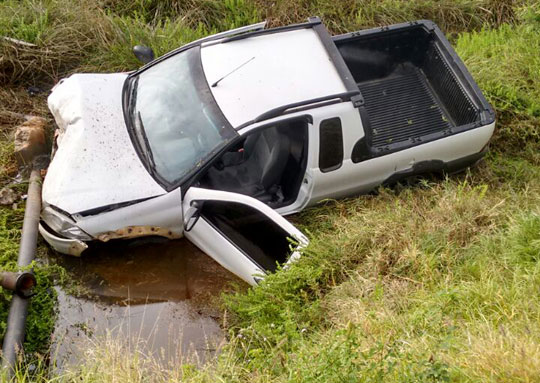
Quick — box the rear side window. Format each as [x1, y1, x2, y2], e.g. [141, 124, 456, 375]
[319, 118, 343, 172]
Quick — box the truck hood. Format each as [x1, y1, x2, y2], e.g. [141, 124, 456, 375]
[43, 73, 166, 214]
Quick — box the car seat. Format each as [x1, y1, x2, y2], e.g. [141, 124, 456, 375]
[204, 127, 290, 202]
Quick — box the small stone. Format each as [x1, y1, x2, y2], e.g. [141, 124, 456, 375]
[14, 116, 48, 165]
[0, 187, 17, 205]
[27, 86, 44, 96]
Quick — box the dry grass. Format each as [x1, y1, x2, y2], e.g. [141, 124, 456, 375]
[0, 0, 259, 85]
[250, 0, 519, 34]
[453, 327, 540, 382]
[314, 176, 540, 381]
[0, 0, 113, 85]
[59, 331, 187, 383]
[0, 88, 49, 128]
[0, 0, 527, 87]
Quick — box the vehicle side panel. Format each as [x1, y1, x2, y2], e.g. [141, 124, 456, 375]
[279, 102, 364, 213]
[308, 121, 494, 203]
[75, 188, 183, 240]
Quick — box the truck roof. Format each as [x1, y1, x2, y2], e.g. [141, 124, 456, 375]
[201, 27, 348, 127]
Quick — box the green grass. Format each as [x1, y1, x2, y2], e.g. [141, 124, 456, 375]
[0, 205, 66, 357]
[203, 160, 538, 382]
[0, 0, 539, 382]
[0, 0, 529, 84]
[456, 16, 540, 157]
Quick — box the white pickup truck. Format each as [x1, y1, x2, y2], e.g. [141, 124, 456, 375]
[40, 18, 495, 285]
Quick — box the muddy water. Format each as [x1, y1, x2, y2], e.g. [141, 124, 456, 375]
[50, 238, 242, 370]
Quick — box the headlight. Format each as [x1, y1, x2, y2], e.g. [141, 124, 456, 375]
[41, 207, 92, 241]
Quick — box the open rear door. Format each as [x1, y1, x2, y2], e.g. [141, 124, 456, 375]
[182, 187, 308, 286]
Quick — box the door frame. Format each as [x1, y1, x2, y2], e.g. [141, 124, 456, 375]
[183, 114, 313, 211]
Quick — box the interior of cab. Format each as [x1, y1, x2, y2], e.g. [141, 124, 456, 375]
[198, 118, 309, 208]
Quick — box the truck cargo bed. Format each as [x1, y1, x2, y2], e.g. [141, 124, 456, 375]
[333, 21, 494, 155]
[357, 65, 450, 149]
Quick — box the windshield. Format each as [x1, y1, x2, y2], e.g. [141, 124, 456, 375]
[128, 46, 236, 185]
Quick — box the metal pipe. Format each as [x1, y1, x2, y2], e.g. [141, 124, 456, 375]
[0, 271, 37, 298]
[2, 168, 42, 378]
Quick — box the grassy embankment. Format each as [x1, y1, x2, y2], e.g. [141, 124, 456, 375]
[1, 0, 539, 381]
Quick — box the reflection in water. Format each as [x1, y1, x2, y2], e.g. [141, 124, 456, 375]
[51, 238, 242, 370]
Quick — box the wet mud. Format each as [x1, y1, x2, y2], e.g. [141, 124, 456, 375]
[50, 238, 242, 369]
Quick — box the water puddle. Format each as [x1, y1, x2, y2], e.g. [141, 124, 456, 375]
[49, 238, 242, 370]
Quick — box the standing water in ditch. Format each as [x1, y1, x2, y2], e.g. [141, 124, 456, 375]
[48, 238, 242, 370]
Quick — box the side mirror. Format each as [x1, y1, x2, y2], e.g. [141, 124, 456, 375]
[133, 45, 155, 65]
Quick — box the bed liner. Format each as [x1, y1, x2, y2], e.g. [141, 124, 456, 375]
[332, 20, 495, 158]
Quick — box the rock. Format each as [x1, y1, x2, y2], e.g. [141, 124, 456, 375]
[0, 187, 17, 205]
[27, 86, 44, 96]
[14, 116, 48, 165]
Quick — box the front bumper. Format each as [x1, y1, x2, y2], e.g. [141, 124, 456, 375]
[38, 223, 88, 256]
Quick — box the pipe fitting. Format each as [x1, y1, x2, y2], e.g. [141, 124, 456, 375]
[0, 271, 37, 298]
